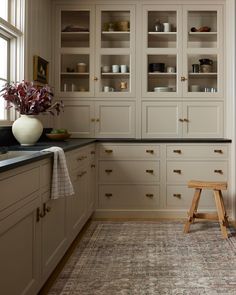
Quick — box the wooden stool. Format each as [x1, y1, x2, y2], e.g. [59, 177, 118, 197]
[184, 180, 229, 239]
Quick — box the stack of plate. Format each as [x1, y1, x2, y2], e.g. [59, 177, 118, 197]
[154, 87, 172, 92]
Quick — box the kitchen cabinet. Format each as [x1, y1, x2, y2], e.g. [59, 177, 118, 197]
[142, 101, 223, 138]
[60, 100, 135, 138]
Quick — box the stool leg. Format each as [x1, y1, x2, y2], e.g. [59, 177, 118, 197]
[184, 188, 201, 233]
[218, 190, 229, 228]
[213, 190, 228, 239]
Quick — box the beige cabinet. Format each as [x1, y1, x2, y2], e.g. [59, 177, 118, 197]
[60, 101, 135, 138]
[142, 101, 223, 138]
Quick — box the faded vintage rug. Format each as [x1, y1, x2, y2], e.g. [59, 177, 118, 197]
[48, 221, 236, 295]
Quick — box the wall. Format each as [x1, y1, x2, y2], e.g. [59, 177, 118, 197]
[24, 0, 53, 127]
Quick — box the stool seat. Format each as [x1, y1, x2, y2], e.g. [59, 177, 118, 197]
[188, 180, 227, 190]
[184, 180, 229, 239]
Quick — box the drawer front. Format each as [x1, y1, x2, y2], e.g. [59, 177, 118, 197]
[0, 167, 40, 212]
[166, 145, 228, 159]
[99, 185, 160, 209]
[167, 161, 227, 183]
[69, 149, 89, 171]
[166, 185, 221, 209]
[99, 144, 160, 159]
[99, 160, 160, 183]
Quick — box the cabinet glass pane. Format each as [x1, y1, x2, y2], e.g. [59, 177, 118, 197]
[61, 11, 90, 48]
[188, 54, 217, 93]
[100, 55, 130, 93]
[147, 55, 177, 93]
[187, 11, 217, 48]
[101, 11, 130, 48]
[148, 11, 177, 48]
[61, 54, 90, 92]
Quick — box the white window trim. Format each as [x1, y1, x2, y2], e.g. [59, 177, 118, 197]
[0, 0, 25, 126]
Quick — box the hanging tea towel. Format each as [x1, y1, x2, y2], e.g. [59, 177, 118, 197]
[43, 146, 74, 199]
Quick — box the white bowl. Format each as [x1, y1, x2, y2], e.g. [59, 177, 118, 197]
[154, 87, 172, 92]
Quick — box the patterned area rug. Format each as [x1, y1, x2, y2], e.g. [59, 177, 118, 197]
[48, 221, 236, 295]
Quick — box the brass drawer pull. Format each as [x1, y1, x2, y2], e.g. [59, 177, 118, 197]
[91, 151, 95, 154]
[105, 169, 113, 173]
[91, 118, 95, 122]
[173, 149, 181, 154]
[105, 149, 113, 154]
[91, 164, 96, 168]
[77, 157, 82, 161]
[173, 169, 181, 174]
[105, 193, 113, 198]
[146, 150, 154, 154]
[183, 118, 189, 122]
[214, 169, 223, 174]
[96, 118, 100, 122]
[146, 194, 154, 198]
[179, 118, 184, 122]
[146, 169, 154, 174]
[173, 194, 181, 199]
[214, 149, 223, 154]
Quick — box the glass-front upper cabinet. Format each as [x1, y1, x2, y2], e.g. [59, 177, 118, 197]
[55, 6, 95, 97]
[95, 5, 135, 97]
[142, 4, 223, 98]
[182, 5, 223, 97]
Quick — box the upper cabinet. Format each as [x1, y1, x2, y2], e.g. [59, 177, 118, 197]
[55, 4, 136, 98]
[142, 4, 223, 98]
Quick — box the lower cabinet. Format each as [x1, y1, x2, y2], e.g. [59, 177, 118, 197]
[142, 101, 223, 138]
[59, 100, 135, 138]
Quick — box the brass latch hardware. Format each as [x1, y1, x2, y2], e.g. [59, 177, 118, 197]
[146, 150, 154, 154]
[179, 118, 184, 122]
[173, 194, 181, 198]
[146, 169, 154, 174]
[146, 194, 154, 198]
[183, 118, 189, 122]
[94, 77, 98, 81]
[214, 169, 223, 174]
[91, 164, 96, 168]
[181, 76, 187, 81]
[173, 169, 181, 174]
[214, 149, 223, 154]
[173, 149, 181, 154]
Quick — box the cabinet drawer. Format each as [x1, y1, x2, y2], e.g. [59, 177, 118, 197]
[166, 145, 228, 159]
[99, 185, 160, 209]
[0, 167, 40, 213]
[99, 144, 160, 159]
[99, 160, 160, 183]
[166, 185, 220, 209]
[69, 149, 89, 171]
[167, 161, 227, 183]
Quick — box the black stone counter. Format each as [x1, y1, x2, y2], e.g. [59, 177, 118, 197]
[0, 138, 231, 173]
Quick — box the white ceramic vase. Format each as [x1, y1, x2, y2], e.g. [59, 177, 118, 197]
[12, 115, 43, 146]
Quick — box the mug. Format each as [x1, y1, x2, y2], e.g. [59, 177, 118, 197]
[77, 63, 86, 73]
[103, 86, 114, 92]
[120, 65, 128, 73]
[166, 66, 176, 73]
[192, 64, 200, 73]
[102, 65, 111, 73]
[112, 65, 120, 73]
[163, 23, 171, 32]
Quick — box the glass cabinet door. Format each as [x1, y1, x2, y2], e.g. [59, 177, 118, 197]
[182, 6, 223, 97]
[95, 5, 135, 97]
[55, 6, 95, 97]
[142, 5, 181, 98]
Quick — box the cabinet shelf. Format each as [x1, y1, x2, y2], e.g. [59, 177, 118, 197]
[61, 72, 89, 76]
[101, 31, 130, 41]
[148, 72, 176, 76]
[101, 72, 130, 76]
[61, 32, 90, 42]
[188, 72, 217, 76]
[188, 32, 217, 35]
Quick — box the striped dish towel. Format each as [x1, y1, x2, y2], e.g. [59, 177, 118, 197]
[43, 146, 74, 199]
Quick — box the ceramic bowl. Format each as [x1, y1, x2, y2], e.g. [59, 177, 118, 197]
[154, 87, 172, 92]
[46, 133, 71, 141]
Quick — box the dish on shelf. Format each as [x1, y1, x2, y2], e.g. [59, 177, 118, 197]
[46, 133, 71, 141]
[154, 87, 172, 92]
[62, 25, 89, 32]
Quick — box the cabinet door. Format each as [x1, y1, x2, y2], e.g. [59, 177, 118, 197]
[182, 5, 223, 98]
[59, 101, 95, 138]
[142, 5, 182, 98]
[55, 5, 95, 98]
[142, 101, 182, 138]
[0, 197, 40, 295]
[95, 101, 135, 138]
[41, 191, 67, 284]
[182, 101, 223, 138]
[95, 5, 135, 97]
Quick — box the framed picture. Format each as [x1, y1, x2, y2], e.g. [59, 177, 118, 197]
[33, 55, 49, 84]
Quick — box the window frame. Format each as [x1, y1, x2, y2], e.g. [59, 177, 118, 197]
[0, 0, 24, 125]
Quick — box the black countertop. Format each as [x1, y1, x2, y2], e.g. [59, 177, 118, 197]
[0, 138, 232, 173]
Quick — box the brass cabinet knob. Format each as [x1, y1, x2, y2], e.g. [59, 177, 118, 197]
[173, 149, 181, 154]
[105, 193, 113, 198]
[105, 169, 113, 173]
[214, 149, 223, 154]
[105, 149, 113, 154]
[91, 118, 96, 122]
[146, 150, 154, 154]
[94, 77, 98, 81]
[146, 169, 154, 174]
[146, 193, 154, 198]
[173, 194, 181, 198]
[173, 169, 181, 174]
[96, 118, 100, 122]
[214, 169, 223, 174]
[181, 76, 187, 81]
[183, 118, 189, 122]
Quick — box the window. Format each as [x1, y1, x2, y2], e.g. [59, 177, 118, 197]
[0, 0, 24, 124]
